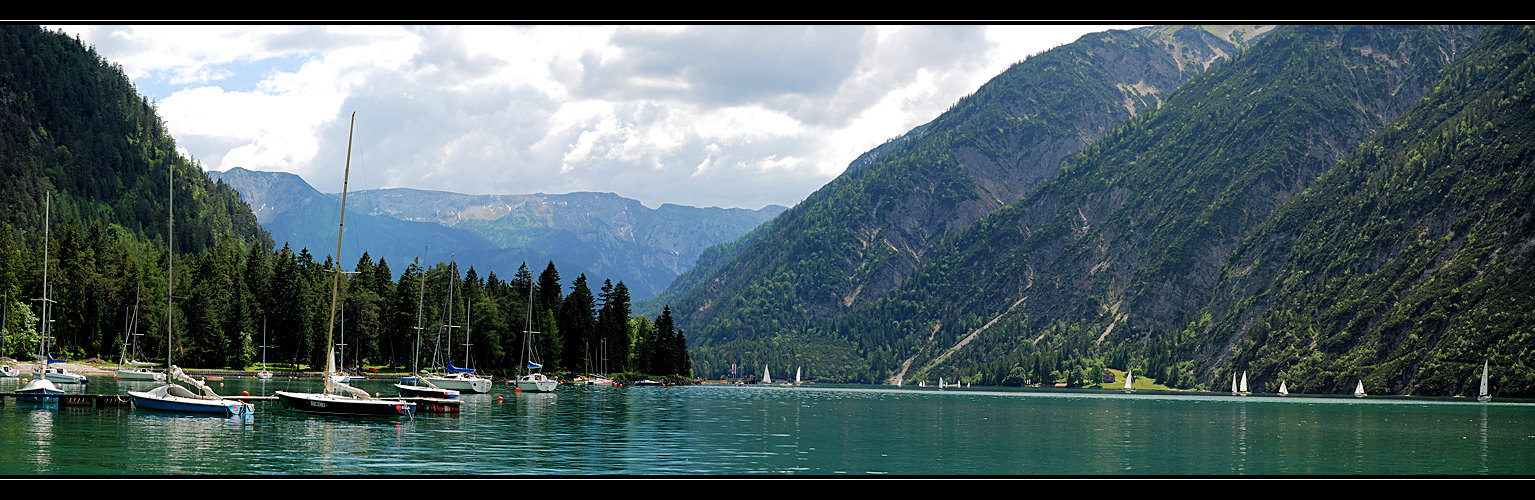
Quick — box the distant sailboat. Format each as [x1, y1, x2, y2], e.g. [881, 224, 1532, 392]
[796, 367, 802, 386]
[1354, 380, 1367, 397]
[1231, 373, 1239, 394]
[395, 246, 458, 399]
[1278, 380, 1288, 396]
[1124, 369, 1134, 393]
[1478, 360, 1491, 402]
[256, 316, 273, 380]
[1239, 371, 1249, 394]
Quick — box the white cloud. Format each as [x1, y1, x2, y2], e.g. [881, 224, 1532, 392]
[50, 24, 1125, 209]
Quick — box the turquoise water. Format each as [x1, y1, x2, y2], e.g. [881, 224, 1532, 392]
[2, 375, 1531, 475]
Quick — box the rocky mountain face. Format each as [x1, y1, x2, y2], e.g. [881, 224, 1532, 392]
[209, 167, 785, 298]
[663, 25, 1274, 343]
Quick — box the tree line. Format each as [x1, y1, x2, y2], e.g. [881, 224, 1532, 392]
[0, 211, 693, 379]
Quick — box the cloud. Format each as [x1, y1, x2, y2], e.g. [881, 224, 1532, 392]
[51, 24, 1126, 209]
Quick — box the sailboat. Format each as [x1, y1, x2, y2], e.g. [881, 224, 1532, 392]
[762, 365, 771, 385]
[423, 263, 491, 394]
[1478, 360, 1491, 402]
[28, 194, 86, 387]
[796, 367, 802, 385]
[1239, 371, 1249, 395]
[395, 247, 459, 399]
[515, 278, 557, 393]
[115, 287, 162, 381]
[1353, 380, 1367, 397]
[275, 113, 416, 417]
[1278, 380, 1288, 396]
[18, 192, 64, 402]
[256, 316, 273, 379]
[1124, 369, 1134, 393]
[1231, 373, 1239, 394]
[128, 167, 253, 416]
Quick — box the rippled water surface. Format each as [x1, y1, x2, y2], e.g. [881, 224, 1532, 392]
[2, 376, 1532, 475]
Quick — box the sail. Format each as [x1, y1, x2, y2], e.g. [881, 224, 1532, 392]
[445, 359, 476, 374]
[1479, 360, 1490, 400]
[1125, 370, 1133, 390]
[764, 366, 771, 384]
[1240, 371, 1248, 393]
[1354, 380, 1366, 396]
[1278, 380, 1288, 395]
[1232, 374, 1238, 393]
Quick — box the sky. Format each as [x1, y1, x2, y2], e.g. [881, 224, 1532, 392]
[52, 24, 1131, 210]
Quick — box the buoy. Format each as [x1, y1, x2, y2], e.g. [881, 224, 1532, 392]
[497, 396, 503, 402]
[242, 391, 249, 396]
[515, 387, 520, 393]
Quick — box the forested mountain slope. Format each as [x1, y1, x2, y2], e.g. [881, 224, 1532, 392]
[830, 25, 1487, 389]
[1198, 24, 1535, 397]
[666, 26, 1274, 364]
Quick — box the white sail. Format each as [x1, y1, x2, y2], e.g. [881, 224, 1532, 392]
[763, 365, 771, 384]
[1354, 380, 1366, 396]
[1239, 371, 1248, 393]
[796, 367, 801, 385]
[1479, 360, 1491, 402]
[1232, 373, 1238, 394]
[1278, 380, 1288, 396]
[1125, 370, 1133, 391]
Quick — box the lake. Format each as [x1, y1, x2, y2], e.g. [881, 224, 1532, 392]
[2, 375, 1531, 476]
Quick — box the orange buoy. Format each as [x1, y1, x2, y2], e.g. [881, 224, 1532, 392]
[242, 391, 249, 396]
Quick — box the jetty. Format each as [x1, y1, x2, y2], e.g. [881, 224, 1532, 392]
[0, 392, 460, 413]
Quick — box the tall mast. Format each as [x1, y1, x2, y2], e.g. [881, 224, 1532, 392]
[324, 112, 356, 394]
[412, 245, 428, 376]
[167, 163, 174, 369]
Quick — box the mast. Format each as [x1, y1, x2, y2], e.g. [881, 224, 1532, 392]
[323, 112, 356, 395]
[167, 161, 175, 371]
[412, 245, 428, 377]
[37, 192, 54, 372]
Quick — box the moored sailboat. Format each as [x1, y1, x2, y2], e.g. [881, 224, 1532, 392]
[1278, 380, 1288, 396]
[18, 199, 62, 402]
[256, 316, 273, 379]
[1353, 380, 1367, 397]
[395, 246, 458, 399]
[128, 166, 251, 416]
[515, 278, 557, 393]
[274, 113, 416, 417]
[1124, 369, 1134, 393]
[1239, 371, 1249, 395]
[422, 262, 491, 394]
[115, 287, 162, 382]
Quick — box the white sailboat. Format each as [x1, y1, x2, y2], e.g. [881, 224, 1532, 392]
[796, 367, 802, 385]
[275, 113, 417, 417]
[1353, 380, 1367, 397]
[1124, 369, 1134, 393]
[18, 193, 64, 402]
[29, 192, 85, 386]
[424, 263, 491, 394]
[395, 246, 459, 399]
[1478, 360, 1491, 402]
[256, 316, 273, 379]
[515, 278, 557, 393]
[1239, 371, 1249, 394]
[1231, 373, 1239, 394]
[1278, 380, 1288, 396]
[115, 287, 162, 381]
[762, 365, 771, 385]
[128, 167, 252, 416]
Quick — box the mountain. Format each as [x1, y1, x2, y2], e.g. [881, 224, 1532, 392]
[670, 24, 1530, 398]
[208, 167, 786, 298]
[659, 25, 1274, 368]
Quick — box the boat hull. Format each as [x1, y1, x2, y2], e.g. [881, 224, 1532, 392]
[17, 378, 63, 402]
[516, 374, 558, 393]
[423, 375, 490, 393]
[116, 369, 163, 381]
[41, 368, 87, 384]
[395, 383, 459, 399]
[276, 391, 417, 416]
[128, 385, 252, 416]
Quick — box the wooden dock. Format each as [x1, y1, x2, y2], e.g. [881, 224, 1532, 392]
[2, 393, 460, 413]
